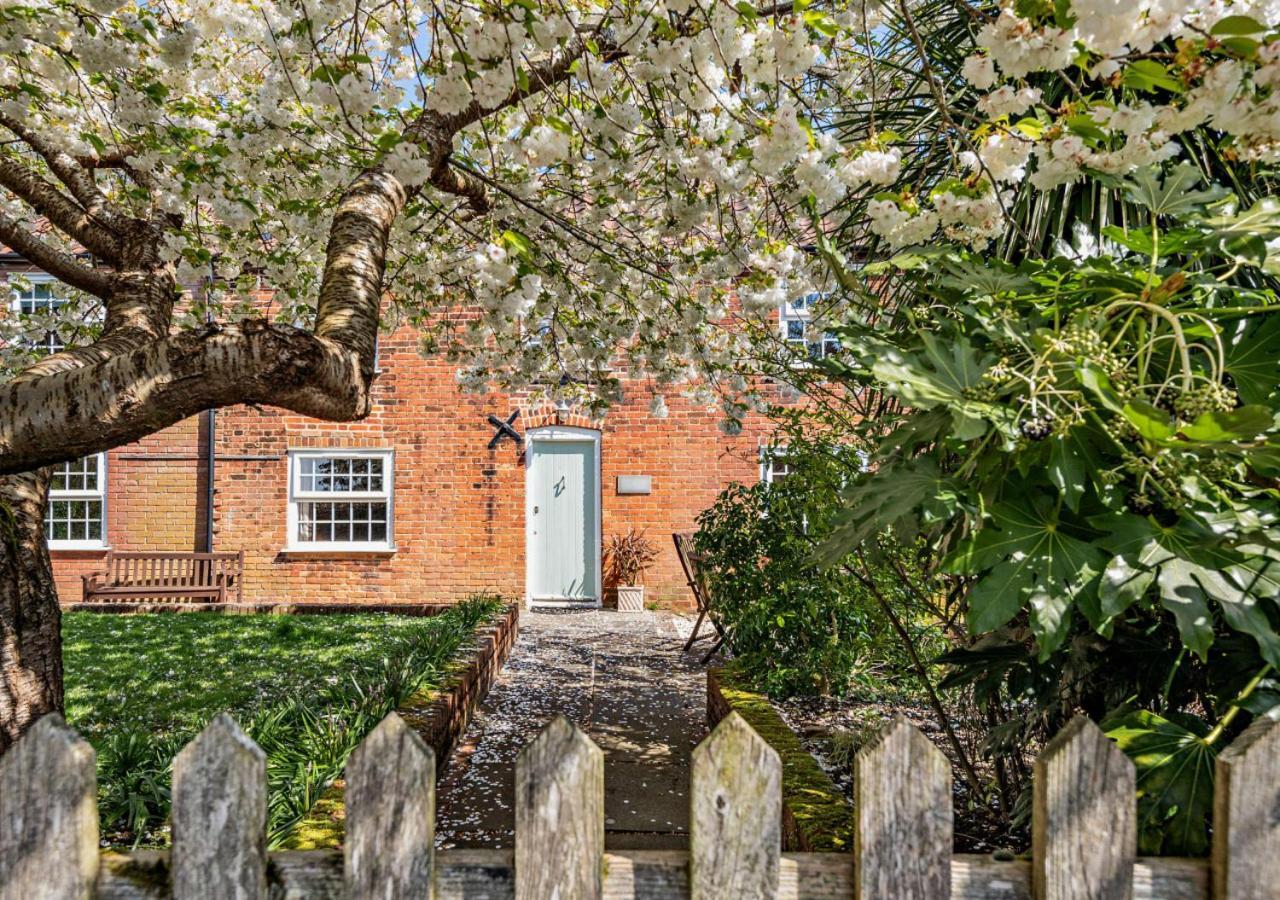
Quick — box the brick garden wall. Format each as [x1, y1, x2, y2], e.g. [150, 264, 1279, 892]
[50, 321, 784, 607]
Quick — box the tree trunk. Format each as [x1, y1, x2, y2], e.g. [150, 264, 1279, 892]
[0, 469, 61, 755]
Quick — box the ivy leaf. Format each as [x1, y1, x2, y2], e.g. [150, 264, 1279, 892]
[1121, 164, 1229, 218]
[1103, 709, 1215, 856]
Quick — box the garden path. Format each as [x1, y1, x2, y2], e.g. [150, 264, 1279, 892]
[434, 608, 706, 850]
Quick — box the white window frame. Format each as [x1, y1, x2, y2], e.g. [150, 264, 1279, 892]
[760, 446, 794, 485]
[46, 453, 108, 550]
[286, 449, 395, 552]
[11, 272, 68, 355]
[780, 292, 841, 363]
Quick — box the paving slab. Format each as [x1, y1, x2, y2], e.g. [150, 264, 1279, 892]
[434, 608, 706, 850]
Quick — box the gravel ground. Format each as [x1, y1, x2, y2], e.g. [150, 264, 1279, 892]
[434, 608, 708, 850]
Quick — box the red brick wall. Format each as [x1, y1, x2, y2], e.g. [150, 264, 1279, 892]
[50, 322, 783, 607]
[50, 417, 209, 602]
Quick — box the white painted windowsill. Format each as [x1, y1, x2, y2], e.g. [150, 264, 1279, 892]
[281, 546, 397, 557]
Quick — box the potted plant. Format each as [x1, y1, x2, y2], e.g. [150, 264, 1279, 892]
[605, 529, 658, 612]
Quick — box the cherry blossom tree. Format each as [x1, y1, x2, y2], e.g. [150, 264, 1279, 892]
[0, 0, 896, 748]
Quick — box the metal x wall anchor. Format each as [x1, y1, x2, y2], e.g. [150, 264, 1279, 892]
[487, 411, 524, 450]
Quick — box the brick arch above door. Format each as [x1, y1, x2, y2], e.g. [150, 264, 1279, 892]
[518, 402, 603, 432]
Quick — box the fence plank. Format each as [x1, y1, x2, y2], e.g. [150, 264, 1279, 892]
[1033, 715, 1135, 900]
[690, 710, 782, 900]
[0, 714, 98, 900]
[1212, 717, 1279, 899]
[855, 716, 952, 899]
[171, 713, 267, 900]
[515, 715, 604, 900]
[345, 712, 436, 900]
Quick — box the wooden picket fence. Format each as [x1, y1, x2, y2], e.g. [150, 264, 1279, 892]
[0, 711, 1277, 900]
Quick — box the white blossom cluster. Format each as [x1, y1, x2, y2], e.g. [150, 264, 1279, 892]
[0, 0, 897, 413]
[868, 0, 1280, 249]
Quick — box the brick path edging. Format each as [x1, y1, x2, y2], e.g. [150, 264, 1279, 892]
[399, 602, 521, 765]
[707, 667, 853, 852]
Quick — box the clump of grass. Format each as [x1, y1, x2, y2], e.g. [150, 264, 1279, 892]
[65, 597, 507, 848]
[824, 709, 891, 771]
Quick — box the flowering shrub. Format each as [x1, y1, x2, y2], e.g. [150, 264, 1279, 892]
[810, 0, 1280, 856]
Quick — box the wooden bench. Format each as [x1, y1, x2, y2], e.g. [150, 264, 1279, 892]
[673, 532, 727, 664]
[81, 551, 245, 604]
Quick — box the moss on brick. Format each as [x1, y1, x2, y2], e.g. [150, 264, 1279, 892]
[280, 781, 346, 850]
[710, 666, 853, 852]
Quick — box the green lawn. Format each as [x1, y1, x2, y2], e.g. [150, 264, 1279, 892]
[62, 597, 503, 847]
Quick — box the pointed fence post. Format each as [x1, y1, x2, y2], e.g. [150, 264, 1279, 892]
[854, 716, 952, 900]
[1033, 716, 1135, 900]
[1212, 717, 1280, 899]
[0, 714, 98, 900]
[171, 713, 267, 900]
[690, 711, 781, 900]
[345, 712, 436, 900]
[516, 716, 603, 900]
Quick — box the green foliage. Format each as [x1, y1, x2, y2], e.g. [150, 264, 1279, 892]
[823, 162, 1280, 854]
[695, 437, 912, 697]
[63, 594, 505, 848]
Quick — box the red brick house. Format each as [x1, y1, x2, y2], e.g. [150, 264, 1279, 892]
[9, 269, 827, 608]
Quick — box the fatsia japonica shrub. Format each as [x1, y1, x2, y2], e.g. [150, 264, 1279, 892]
[805, 0, 1280, 857]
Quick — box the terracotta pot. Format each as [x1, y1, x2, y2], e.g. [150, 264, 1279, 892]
[616, 584, 645, 612]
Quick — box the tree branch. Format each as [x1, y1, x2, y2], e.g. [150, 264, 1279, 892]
[429, 160, 492, 213]
[0, 320, 368, 474]
[0, 154, 121, 262]
[0, 113, 120, 231]
[0, 208, 113, 298]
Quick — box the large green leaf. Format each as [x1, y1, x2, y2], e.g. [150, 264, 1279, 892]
[1047, 425, 1105, 512]
[1224, 315, 1280, 405]
[1156, 558, 1218, 659]
[859, 332, 997, 439]
[1099, 553, 1155, 620]
[816, 458, 959, 565]
[945, 497, 1105, 654]
[1098, 515, 1276, 660]
[1200, 199, 1280, 269]
[1103, 709, 1216, 856]
[1179, 406, 1274, 443]
[1120, 163, 1229, 218]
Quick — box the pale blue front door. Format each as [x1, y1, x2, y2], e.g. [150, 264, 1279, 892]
[527, 438, 599, 602]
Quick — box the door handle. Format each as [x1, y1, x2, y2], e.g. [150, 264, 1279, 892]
[533, 505, 539, 514]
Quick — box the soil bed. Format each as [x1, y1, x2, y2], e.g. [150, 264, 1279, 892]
[771, 693, 1029, 854]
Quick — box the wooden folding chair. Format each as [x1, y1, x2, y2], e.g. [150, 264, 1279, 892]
[673, 532, 727, 664]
